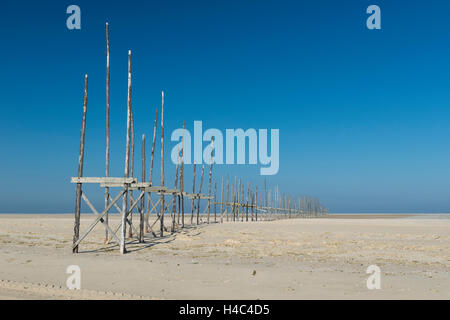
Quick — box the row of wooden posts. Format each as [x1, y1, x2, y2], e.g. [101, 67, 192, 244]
[71, 23, 328, 254]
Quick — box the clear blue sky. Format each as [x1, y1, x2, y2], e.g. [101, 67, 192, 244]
[1, 0, 450, 213]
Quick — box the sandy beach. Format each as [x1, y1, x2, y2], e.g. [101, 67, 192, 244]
[0, 214, 448, 299]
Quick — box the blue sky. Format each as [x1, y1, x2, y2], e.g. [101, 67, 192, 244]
[1, 0, 450, 213]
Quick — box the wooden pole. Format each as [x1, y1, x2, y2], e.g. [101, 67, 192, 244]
[149, 109, 158, 183]
[246, 183, 249, 222]
[226, 175, 229, 222]
[232, 179, 236, 222]
[146, 108, 158, 232]
[255, 185, 258, 222]
[241, 181, 245, 222]
[220, 176, 224, 223]
[214, 181, 217, 223]
[160, 91, 165, 237]
[197, 165, 205, 225]
[172, 148, 180, 233]
[73, 74, 88, 254]
[233, 177, 237, 222]
[128, 111, 135, 238]
[237, 179, 240, 222]
[191, 161, 196, 225]
[251, 189, 255, 221]
[264, 179, 267, 221]
[269, 190, 272, 220]
[104, 23, 110, 244]
[237, 179, 241, 221]
[288, 195, 291, 219]
[207, 138, 214, 224]
[180, 121, 185, 228]
[139, 134, 145, 243]
[120, 50, 132, 254]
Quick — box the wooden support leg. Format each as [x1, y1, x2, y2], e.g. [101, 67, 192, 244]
[73, 74, 88, 254]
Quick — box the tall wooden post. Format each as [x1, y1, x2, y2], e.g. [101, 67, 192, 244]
[191, 161, 196, 224]
[172, 150, 180, 233]
[139, 134, 146, 243]
[237, 179, 241, 221]
[264, 179, 267, 221]
[255, 185, 258, 222]
[128, 111, 135, 238]
[220, 176, 224, 223]
[160, 91, 165, 237]
[197, 165, 205, 225]
[233, 177, 237, 222]
[241, 182, 245, 222]
[251, 189, 255, 221]
[246, 183, 249, 222]
[226, 175, 229, 222]
[236, 179, 240, 222]
[180, 121, 185, 228]
[104, 23, 110, 244]
[232, 179, 236, 222]
[121, 50, 132, 254]
[207, 138, 214, 224]
[149, 109, 158, 183]
[214, 182, 217, 223]
[146, 108, 158, 232]
[73, 74, 88, 254]
[269, 190, 272, 220]
[288, 196, 291, 219]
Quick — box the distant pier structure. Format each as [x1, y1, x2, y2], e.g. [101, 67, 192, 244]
[71, 23, 328, 254]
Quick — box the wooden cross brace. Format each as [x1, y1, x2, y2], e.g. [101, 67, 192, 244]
[73, 189, 125, 250]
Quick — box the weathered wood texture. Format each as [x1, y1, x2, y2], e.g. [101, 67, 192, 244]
[104, 22, 110, 243]
[160, 91, 165, 237]
[72, 74, 88, 254]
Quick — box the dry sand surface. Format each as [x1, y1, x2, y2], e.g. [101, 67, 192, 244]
[0, 214, 449, 299]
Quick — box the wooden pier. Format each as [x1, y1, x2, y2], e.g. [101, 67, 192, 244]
[71, 23, 328, 254]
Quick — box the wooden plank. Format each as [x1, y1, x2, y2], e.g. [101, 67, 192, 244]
[130, 182, 152, 188]
[143, 186, 168, 192]
[71, 177, 136, 184]
[165, 188, 181, 194]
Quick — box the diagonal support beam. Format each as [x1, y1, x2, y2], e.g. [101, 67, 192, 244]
[112, 191, 145, 235]
[73, 189, 125, 249]
[81, 193, 121, 244]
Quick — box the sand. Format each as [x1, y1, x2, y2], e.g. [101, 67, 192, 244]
[0, 214, 449, 299]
